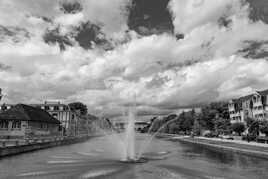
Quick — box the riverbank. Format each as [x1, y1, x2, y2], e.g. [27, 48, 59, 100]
[157, 134, 268, 160]
[0, 135, 97, 158]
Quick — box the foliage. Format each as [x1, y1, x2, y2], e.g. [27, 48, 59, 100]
[147, 101, 230, 136]
[245, 117, 255, 128]
[192, 118, 202, 136]
[68, 102, 88, 115]
[231, 122, 245, 136]
[214, 117, 231, 134]
[259, 121, 268, 136]
[248, 120, 259, 136]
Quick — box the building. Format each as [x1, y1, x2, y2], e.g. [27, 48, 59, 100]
[0, 101, 80, 136]
[228, 89, 268, 124]
[0, 104, 60, 139]
[252, 90, 268, 120]
[31, 101, 79, 136]
[228, 99, 244, 124]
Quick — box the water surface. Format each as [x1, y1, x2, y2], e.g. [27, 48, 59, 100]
[0, 134, 268, 179]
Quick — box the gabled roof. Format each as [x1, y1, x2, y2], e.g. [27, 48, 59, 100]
[257, 89, 268, 96]
[0, 104, 60, 124]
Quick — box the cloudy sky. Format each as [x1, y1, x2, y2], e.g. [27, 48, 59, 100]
[0, 0, 268, 118]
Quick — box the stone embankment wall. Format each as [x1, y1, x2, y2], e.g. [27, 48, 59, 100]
[176, 137, 268, 160]
[0, 135, 93, 157]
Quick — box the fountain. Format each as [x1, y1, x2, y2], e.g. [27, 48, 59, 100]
[92, 100, 171, 163]
[118, 107, 148, 163]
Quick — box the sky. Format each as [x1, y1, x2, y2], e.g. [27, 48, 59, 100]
[0, 0, 268, 118]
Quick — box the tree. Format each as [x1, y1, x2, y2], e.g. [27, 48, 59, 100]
[178, 111, 195, 134]
[193, 118, 202, 136]
[260, 121, 268, 136]
[214, 117, 231, 134]
[248, 120, 259, 136]
[68, 102, 88, 115]
[231, 122, 245, 136]
[245, 117, 255, 128]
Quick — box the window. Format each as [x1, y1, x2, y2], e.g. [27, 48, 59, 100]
[12, 121, 21, 129]
[44, 106, 50, 110]
[54, 106, 59, 111]
[1, 105, 7, 111]
[63, 106, 68, 111]
[0, 120, 8, 129]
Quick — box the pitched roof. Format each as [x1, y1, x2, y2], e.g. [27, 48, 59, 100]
[257, 89, 268, 96]
[0, 104, 60, 124]
[238, 94, 254, 101]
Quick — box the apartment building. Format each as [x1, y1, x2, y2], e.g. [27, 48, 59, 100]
[228, 89, 268, 124]
[228, 99, 244, 124]
[252, 90, 268, 120]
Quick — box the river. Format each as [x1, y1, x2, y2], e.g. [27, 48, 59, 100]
[0, 134, 268, 179]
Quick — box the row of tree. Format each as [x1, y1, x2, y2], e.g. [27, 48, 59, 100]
[146, 102, 268, 137]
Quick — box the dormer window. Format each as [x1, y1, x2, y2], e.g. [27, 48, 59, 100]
[54, 106, 59, 111]
[44, 106, 49, 110]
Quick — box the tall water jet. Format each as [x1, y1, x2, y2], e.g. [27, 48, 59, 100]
[123, 107, 136, 161]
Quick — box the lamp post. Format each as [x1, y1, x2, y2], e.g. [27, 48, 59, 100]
[0, 88, 2, 101]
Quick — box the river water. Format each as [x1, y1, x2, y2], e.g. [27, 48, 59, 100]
[0, 134, 268, 179]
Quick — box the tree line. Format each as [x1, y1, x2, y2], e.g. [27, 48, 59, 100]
[144, 102, 268, 137]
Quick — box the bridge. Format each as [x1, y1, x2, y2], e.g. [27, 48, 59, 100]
[113, 121, 150, 131]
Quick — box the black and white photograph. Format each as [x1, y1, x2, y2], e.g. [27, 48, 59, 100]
[1, 0, 268, 178]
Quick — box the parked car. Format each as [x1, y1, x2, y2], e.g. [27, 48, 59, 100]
[203, 131, 218, 138]
[219, 135, 234, 140]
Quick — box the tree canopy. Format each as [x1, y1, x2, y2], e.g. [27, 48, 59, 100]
[68, 102, 88, 115]
[231, 122, 245, 136]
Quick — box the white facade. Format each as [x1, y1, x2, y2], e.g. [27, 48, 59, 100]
[252, 93, 267, 120]
[229, 90, 268, 124]
[228, 100, 245, 124]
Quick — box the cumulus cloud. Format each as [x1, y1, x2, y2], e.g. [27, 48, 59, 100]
[1, 0, 268, 120]
[169, 0, 248, 34]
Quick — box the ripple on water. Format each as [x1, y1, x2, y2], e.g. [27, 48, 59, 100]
[81, 168, 119, 178]
[50, 155, 77, 159]
[17, 171, 50, 177]
[157, 151, 171, 155]
[76, 152, 97, 156]
[142, 151, 171, 160]
[47, 160, 82, 164]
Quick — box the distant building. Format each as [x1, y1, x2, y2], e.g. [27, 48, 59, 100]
[0, 104, 60, 139]
[228, 89, 268, 124]
[0, 101, 80, 136]
[31, 101, 79, 136]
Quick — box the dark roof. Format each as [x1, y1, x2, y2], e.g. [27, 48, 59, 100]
[0, 104, 60, 124]
[257, 89, 268, 96]
[30, 103, 68, 107]
[238, 94, 254, 101]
